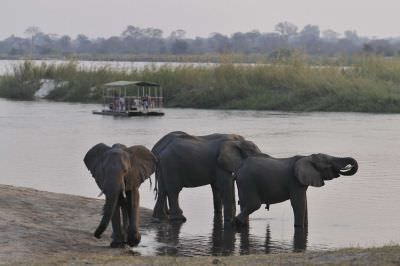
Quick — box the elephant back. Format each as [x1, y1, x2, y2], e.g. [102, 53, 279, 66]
[152, 131, 190, 156]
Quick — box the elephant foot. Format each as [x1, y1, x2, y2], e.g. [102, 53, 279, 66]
[127, 232, 141, 247]
[234, 216, 249, 227]
[169, 214, 187, 222]
[94, 230, 102, 239]
[110, 241, 125, 248]
[152, 211, 169, 220]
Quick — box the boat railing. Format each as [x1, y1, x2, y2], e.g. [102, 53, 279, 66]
[103, 95, 163, 112]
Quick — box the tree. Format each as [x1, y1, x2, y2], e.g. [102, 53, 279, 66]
[24, 26, 41, 56]
[171, 40, 188, 54]
[275, 22, 298, 37]
[74, 34, 92, 53]
[322, 29, 340, 42]
[363, 43, 374, 53]
[121, 25, 143, 39]
[57, 35, 72, 54]
[169, 29, 186, 39]
[298, 25, 321, 54]
[208, 32, 230, 53]
[366, 39, 394, 56]
[344, 30, 359, 42]
[24, 26, 41, 37]
[34, 33, 55, 55]
[142, 27, 163, 38]
[300, 25, 320, 40]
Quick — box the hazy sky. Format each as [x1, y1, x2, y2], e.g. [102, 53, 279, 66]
[1, 0, 400, 39]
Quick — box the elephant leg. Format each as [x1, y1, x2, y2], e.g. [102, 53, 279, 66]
[126, 189, 141, 247]
[164, 196, 170, 215]
[234, 199, 261, 227]
[293, 227, 308, 252]
[223, 222, 236, 255]
[153, 189, 169, 220]
[234, 180, 261, 227]
[211, 183, 222, 219]
[167, 191, 186, 222]
[290, 190, 308, 228]
[120, 195, 129, 242]
[218, 171, 236, 225]
[304, 197, 308, 227]
[110, 198, 125, 248]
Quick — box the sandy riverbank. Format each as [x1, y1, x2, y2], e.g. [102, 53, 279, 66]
[0, 185, 398, 265]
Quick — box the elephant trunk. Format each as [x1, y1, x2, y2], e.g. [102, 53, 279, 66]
[336, 157, 358, 176]
[94, 186, 120, 238]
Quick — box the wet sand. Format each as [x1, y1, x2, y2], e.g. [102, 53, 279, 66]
[0, 184, 153, 264]
[0, 185, 398, 265]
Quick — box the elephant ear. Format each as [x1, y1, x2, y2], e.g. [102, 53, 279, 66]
[217, 140, 260, 172]
[294, 156, 324, 187]
[83, 143, 111, 188]
[126, 145, 157, 185]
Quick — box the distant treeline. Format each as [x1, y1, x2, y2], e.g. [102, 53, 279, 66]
[1, 55, 400, 113]
[2, 22, 400, 61]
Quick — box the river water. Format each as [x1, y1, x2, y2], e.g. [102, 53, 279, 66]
[0, 98, 399, 256]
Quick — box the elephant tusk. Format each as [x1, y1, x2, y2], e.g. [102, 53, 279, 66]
[343, 164, 352, 170]
[340, 164, 353, 172]
[97, 191, 104, 197]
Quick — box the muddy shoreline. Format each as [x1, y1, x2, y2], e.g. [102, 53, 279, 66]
[0, 184, 399, 265]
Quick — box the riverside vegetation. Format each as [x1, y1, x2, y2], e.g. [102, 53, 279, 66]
[1, 55, 400, 112]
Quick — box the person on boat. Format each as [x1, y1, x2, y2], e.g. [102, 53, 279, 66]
[112, 91, 119, 112]
[142, 95, 149, 110]
[119, 96, 125, 111]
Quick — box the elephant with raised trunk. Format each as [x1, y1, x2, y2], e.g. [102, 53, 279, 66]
[84, 143, 157, 248]
[234, 153, 358, 228]
[152, 131, 261, 224]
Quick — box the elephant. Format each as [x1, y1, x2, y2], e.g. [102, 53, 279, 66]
[234, 153, 358, 228]
[83, 143, 157, 248]
[152, 131, 261, 224]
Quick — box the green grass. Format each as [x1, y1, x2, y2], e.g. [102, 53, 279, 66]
[1, 55, 400, 112]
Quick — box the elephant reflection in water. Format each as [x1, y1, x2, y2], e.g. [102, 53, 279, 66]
[150, 219, 307, 256]
[154, 222, 184, 255]
[210, 218, 236, 255]
[209, 221, 308, 255]
[262, 226, 308, 253]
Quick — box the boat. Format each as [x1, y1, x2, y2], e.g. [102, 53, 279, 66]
[92, 81, 165, 117]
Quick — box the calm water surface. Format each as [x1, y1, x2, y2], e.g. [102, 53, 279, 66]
[0, 99, 399, 256]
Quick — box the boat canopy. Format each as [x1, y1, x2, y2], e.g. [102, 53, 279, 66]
[103, 81, 160, 87]
[93, 80, 164, 116]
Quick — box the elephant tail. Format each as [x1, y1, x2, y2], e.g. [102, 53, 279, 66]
[153, 162, 161, 200]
